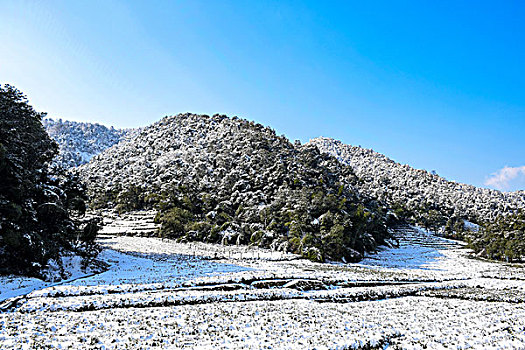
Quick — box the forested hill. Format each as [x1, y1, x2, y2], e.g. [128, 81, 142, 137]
[78, 113, 391, 262]
[44, 118, 131, 168]
[309, 137, 525, 228]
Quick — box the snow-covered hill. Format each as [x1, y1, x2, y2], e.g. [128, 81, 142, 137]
[309, 137, 525, 225]
[51, 114, 522, 260]
[78, 113, 391, 262]
[44, 118, 131, 168]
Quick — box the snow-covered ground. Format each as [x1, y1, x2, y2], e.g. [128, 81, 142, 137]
[2, 226, 525, 349]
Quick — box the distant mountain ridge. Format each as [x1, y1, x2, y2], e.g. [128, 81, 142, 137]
[309, 137, 525, 226]
[44, 118, 131, 168]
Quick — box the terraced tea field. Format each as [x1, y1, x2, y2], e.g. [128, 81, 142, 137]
[1, 221, 524, 349]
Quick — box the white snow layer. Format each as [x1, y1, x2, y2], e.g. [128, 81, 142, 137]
[2, 230, 525, 349]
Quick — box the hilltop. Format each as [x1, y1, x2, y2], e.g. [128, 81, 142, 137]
[43, 118, 131, 168]
[78, 114, 391, 262]
[309, 137, 525, 227]
[309, 137, 525, 259]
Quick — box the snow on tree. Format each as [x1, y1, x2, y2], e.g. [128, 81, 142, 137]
[78, 114, 391, 262]
[44, 118, 131, 168]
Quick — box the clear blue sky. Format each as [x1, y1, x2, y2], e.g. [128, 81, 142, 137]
[1, 0, 524, 191]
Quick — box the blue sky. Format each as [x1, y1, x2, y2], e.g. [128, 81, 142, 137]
[1, 0, 524, 191]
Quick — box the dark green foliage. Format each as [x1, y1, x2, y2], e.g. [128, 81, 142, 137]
[443, 216, 469, 240]
[116, 184, 146, 213]
[155, 207, 194, 239]
[90, 187, 120, 210]
[470, 210, 525, 262]
[0, 84, 99, 278]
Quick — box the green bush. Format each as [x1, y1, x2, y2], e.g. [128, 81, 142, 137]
[470, 210, 525, 262]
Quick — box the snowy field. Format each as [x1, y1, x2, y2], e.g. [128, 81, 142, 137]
[2, 225, 525, 349]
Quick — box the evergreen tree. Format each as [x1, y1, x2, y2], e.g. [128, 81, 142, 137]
[0, 84, 98, 278]
[471, 209, 525, 262]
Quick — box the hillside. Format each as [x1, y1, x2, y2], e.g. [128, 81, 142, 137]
[44, 118, 130, 168]
[78, 114, 391, 262]
[310, 137, 525, 231]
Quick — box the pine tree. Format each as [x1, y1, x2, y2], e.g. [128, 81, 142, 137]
[0, 84, 99, 278]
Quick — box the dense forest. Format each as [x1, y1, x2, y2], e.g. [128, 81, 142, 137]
[79, 114, 393, 262]
[0, 85, 99, 279]
[470, 209, 525, 262]
[311, 137, 525, 260]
